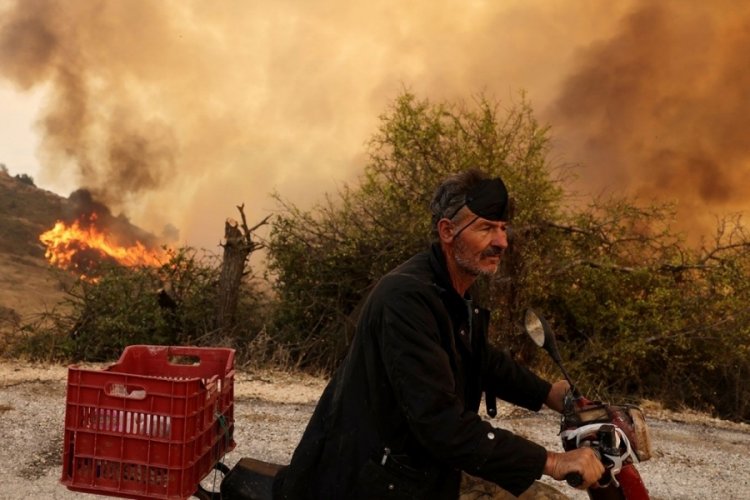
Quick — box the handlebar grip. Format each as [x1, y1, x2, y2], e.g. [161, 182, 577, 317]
[565, 472, 583, 488]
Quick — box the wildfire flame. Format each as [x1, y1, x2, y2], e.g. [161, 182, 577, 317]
[39, 214, 164, 273]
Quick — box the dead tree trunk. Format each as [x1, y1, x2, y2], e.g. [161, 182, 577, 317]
[215, 204, 269, 332]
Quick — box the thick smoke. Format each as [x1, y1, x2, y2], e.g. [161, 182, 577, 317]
[0, 0, 176, 205]
[65, 188, 159, 248]
[2, 0, 747, 246]
[549, 0, 750, 236]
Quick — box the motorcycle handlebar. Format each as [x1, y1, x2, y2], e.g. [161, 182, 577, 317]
[565, 472, 583, 488]
[563, 448, 602, 489]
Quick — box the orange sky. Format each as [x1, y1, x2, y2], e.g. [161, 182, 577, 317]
[1, 0, 748, 248]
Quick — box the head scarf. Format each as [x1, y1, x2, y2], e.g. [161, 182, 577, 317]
[465, 178, 509, 221]
[448, 177, 510, 239]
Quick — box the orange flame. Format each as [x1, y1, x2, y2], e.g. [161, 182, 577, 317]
[39, 216, 164, 272]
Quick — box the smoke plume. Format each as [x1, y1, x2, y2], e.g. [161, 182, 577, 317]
[65, 188, 160, 248]
[549, 0, 750, 237]
[1, 0, 747, 246]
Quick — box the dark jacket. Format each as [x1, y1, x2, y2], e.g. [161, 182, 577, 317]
[275, 244, 551, 499]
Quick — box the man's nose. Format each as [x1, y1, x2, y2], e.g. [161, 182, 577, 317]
[491, 228, 509, 249]
[492, 230, 508, 250]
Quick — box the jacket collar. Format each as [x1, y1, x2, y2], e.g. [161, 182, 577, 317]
[429, 243, 469, 303]
[428, 243, 492, 314]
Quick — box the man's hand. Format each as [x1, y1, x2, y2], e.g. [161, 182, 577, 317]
[544, 380, 570, 413]
[544, 448, 605, 490]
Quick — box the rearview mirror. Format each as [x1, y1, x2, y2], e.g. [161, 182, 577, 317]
[523, 309, 580, 398]
[524, 309, 547, 348]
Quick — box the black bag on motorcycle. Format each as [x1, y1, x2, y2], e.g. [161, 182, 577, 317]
[220, 457, 285, 500]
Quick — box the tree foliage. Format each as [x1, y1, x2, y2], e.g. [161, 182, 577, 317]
[543, 208, 750, 420]
[14, 173, 35, 186]
[9, 247, 268, 362]
[267, 91, 750, 421]
[267, 92, 565, 370]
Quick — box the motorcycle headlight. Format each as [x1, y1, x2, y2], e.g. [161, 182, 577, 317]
[627, 406, 653, 462]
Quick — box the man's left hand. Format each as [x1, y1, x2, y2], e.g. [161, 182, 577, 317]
[545, 380, 570, 413]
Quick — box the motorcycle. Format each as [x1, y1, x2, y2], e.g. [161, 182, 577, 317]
[522, 309, 653, 500]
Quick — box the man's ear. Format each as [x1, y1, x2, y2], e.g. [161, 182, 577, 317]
[437, 218, 454, 243]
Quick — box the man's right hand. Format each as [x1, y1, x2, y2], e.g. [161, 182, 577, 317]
[543, 448, 605, 490]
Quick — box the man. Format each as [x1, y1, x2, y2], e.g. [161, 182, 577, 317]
[275, 170, 603, 499]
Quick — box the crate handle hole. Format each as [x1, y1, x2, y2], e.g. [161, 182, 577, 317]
[106, 383, 147, 399]
[168, 355, 201, 366]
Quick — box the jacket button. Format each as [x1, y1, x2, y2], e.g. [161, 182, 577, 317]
[460, 330, 466, 336]
[388, 484, 395, 491]
[474, 308, 479, 314]
[487, 432, 495, 440]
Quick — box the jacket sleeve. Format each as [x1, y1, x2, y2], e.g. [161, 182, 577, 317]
[377, 285, 547, 496]
[485, 344, 552, 411]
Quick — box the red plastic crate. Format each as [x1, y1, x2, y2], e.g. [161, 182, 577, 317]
[61, 345, 236, 499]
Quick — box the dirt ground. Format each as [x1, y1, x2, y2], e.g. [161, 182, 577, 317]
[1, 360, 749, 499]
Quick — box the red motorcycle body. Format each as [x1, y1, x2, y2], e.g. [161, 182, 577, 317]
[587, 464, 649, 500]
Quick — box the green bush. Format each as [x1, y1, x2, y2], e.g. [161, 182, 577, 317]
[266, 92, 564, 370]
[518, 201, 750, 420]
[266, 91, 750, 421]
[9, 247, 269, 363]
[14, 173, 36, 187]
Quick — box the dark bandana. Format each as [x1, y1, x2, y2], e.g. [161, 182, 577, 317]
[465, 178, 509, 221]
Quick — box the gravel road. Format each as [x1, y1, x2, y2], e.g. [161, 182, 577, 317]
[1, 361, 748, 499]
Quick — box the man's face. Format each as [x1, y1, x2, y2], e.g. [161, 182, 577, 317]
[451, 215, 509, 277]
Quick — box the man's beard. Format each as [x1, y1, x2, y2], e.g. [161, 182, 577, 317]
[454, 238, 502, 277]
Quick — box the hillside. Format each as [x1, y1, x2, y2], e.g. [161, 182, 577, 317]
[0, 168, 69, 327]
[0, 167, 161, 332]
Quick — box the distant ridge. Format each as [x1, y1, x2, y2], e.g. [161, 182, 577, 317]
[0, 167, 157, 325]
[0, 167, 69, 259]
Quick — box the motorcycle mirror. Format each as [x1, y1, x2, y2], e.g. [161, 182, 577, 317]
[524, 309, 561, 358]
[523, 309, 581, 398]
[524, 309, 548, 349]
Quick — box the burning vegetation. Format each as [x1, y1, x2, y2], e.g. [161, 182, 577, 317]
[39, 214, 164, 274]
[38, 189, 165, 277]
